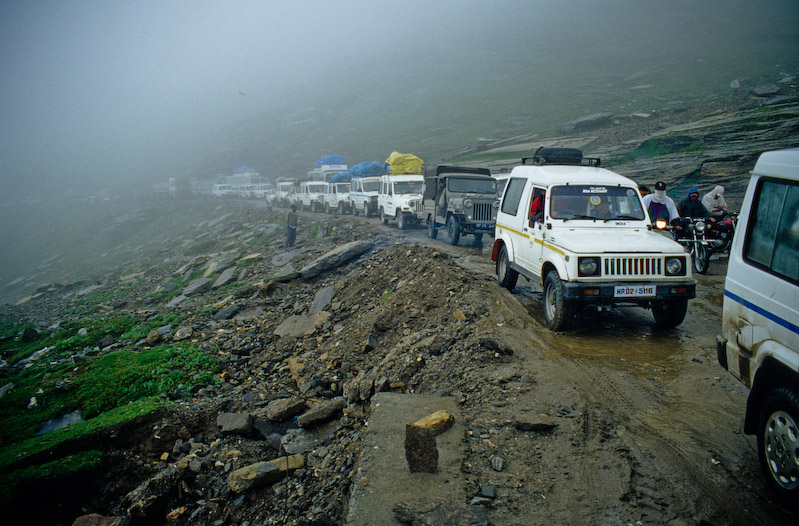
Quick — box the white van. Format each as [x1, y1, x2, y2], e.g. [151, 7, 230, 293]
[717, 148, 799, 508]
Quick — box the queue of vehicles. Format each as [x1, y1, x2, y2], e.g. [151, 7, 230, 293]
[216, 147, 798, 509]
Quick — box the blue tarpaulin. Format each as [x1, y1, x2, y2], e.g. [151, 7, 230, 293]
[233, 165, 257, 174]
[331, 172, 351, 182]
[314, 155, 345, 167]
[349, 161, 386, 178]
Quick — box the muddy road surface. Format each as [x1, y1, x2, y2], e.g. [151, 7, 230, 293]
[356, 210, 793, 525]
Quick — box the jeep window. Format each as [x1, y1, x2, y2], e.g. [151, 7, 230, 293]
[549, 185, 645, 221]
[363, 180, 379, 192]
[394, 181, 423, 194]
[447, 177, 496, 194]
[336, 183, 349, 193]
[308, 183, 327, 193]
[529, 187, 545, 225]
[745, 178, 799, 282]
[496, 178, 508, 198]
[501, 178, 526, 216]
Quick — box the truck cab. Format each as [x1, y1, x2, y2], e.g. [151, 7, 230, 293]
[492, 147, 695, 330]
[323, 182, 352, 214]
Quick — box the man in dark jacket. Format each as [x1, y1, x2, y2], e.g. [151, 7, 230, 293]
[678, 187, 710, 219]
[285, 205, 298, 248]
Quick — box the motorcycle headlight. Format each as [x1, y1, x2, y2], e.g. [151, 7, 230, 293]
[665, 257, 685, 276]
[463, 199, 473, 208]
[695, 220, 705, 233]
[578, 257, 600, 277]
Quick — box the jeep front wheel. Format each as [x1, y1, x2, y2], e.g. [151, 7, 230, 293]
[380, 207, 388, 225]
[757, 387, 799, 510]
[651, 299, 687, 329]
[428, 217, 438, 239]
[497, 245, 518, 291]
[397, 211, 406, 230]
[543, 271, 572, 331]
[447, 215, 461, 245]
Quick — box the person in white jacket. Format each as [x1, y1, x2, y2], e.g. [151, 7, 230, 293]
[702, 185, 727, 216]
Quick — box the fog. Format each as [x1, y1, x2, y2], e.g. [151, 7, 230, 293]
[1, 0, 797, 200]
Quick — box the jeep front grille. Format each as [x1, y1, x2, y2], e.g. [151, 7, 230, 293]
[604, 256, 662, 277]
[472, 202, 493, 222]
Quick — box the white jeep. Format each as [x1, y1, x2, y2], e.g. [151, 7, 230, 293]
[491, 148, 695, 330]
[377, 174, 425, 229]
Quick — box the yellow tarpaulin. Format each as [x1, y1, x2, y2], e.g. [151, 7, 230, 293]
[385, 151, 424, 175]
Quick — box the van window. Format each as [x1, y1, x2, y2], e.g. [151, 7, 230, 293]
[745, 178, 799, 283]
[501, 178, 526, 216]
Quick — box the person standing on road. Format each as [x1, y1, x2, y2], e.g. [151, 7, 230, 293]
[285, 205, 298, 248]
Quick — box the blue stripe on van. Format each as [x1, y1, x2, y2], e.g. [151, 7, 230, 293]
[724, 289, 799, 334]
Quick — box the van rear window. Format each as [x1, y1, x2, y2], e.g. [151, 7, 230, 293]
[745, 178, 799, 282]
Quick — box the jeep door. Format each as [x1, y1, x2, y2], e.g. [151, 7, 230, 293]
[525, 186, 547, 277]
[500, 178, 537, 272]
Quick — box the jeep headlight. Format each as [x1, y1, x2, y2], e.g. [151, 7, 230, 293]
[695, 220, 705, 233]
[463, 199, 473, 208]
[665, 256, 685, 276]
[578, 257, 600, 277]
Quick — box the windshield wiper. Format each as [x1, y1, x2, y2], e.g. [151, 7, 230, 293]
[604, 215, 643, 222]
[560, 215, 595, 222]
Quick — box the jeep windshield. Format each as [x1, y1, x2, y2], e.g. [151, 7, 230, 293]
[362, 180, 380, 192]
[394, 181, 423, 194]
[307, 183, 327, 193]
[447, 177, 497, 194]
[549, 185, 646, 221]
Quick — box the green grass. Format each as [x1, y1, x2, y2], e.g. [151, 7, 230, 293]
[307, 224, 319, 240]
[0, 449, 104, 505]
[0, 316, 138, 365]
[0, 342, 218, 451]
[121, 312, 185, 342]
[381, 289, 393, 302]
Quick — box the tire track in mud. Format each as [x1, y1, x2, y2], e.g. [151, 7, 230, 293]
[561, 355, 773, 525]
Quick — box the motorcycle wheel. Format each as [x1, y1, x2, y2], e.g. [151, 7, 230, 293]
[692, 243, 710, 274]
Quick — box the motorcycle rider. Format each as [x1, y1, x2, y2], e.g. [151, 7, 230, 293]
[678, 187, 710, 219]
[702, 185, 728, 217]
[642, 181, 680, 227]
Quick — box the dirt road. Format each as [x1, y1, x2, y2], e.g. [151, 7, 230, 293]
[366, 213, 794, 525]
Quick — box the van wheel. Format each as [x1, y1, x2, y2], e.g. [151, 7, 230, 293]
[651, 299, 688, 329]
[447, 216, 461, 245]
[397, 212, 406, 230]
[380, 207, 388, 225]
[338, 202, 345, 215]
[497, 245, 518, 291]
[758, 387, 799, 510]
[428, 218, 438, 239]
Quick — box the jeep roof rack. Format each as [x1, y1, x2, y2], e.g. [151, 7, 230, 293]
[435, 165, 492, 177]
[522, 147, 601, 167]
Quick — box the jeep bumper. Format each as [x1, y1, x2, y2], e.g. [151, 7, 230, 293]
[561, 281, 695, 305]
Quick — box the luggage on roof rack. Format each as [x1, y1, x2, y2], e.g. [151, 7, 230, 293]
[522, 147, 601, 167]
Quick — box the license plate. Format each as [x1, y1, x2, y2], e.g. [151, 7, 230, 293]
[614, 285, 656, 297]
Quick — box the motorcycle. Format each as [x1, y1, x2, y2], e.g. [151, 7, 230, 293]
[654, 217, 710, 274]
[704, 209, 738, 256]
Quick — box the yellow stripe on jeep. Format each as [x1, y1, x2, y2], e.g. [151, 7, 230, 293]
[533, 237, 565, 256]
[496, 224, 529, 239]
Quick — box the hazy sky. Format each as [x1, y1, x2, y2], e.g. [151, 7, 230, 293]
[1, 0, 797, 199]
